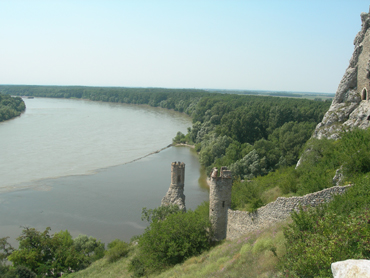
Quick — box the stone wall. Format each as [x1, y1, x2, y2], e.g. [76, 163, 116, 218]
[226, 184, 352, 240]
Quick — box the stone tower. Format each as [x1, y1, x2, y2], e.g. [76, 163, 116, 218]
[161, 162, 186, 211]
[209, 166, 232, 241]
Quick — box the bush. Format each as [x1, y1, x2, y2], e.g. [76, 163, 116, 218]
[131, 205, 213, 276]
[105, 239, 129, 263]
[280, 175, 370, 277]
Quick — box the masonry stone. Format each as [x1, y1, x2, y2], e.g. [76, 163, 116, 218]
[226, 184, 352, 240]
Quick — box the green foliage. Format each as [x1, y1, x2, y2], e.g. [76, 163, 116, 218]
[281, 175, 370, 277]
[73, 234, 105, 263]
[192, 98, 326, 177]
[105, 239, 129, 263]
[7, 227, 104, 277]
[141, 204, 181, 224]
[0, 237, 14, 263]
[339, 128, 370, 178]
[0, 237, 15, 278]
[131, 205, 213, 276]
[172, 131, 187, 143]
[13, 266, 37, 278]
[231, 180, 264, 211]
[0, 93, 25, 122]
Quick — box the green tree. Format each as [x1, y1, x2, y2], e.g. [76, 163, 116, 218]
[73, 234, 105, 263]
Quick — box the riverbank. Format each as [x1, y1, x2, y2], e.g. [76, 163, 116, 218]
[173, 143, 195, 149]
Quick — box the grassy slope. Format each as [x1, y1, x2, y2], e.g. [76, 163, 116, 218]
[65, 220, 288, 278]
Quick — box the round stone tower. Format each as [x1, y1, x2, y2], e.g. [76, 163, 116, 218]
[161, 162, 186, 211]
[209, 166, 232, 241]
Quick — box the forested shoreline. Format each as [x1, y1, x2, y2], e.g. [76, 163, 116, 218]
[0, 85, 330, 180]
[0, 93, 25, 122]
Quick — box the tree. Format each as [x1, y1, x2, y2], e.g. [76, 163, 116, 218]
[73, 234, 105, 263]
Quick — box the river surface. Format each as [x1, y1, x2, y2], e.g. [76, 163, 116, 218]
[0, 97, 208, 245]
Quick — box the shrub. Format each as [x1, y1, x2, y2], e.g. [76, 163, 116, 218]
[105, 239, 129, 263]
[280, 175, 370, 277]
[131, 205, 213, 276]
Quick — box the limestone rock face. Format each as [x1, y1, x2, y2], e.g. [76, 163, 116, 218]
[331, 259, 370, 278]
[161, 187, 186, 211]
[313, 9, 370, 140]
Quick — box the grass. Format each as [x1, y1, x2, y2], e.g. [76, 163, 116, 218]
[65, 220, 289, 278]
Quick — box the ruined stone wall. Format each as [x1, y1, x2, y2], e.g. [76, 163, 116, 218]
[226, 184, 352, 240]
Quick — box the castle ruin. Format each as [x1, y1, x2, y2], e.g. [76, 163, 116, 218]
[161, 161, 186, 211]
[209, 166, 233, 241]
[160, 162, 351, 242]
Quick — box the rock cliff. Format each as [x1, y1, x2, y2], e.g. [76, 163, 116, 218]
[313, 8, 370, 140]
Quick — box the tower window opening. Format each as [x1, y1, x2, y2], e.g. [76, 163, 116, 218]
[222, 201, 225, 208]
[177, 175, 181, 183]
[362, 88, 368, 100]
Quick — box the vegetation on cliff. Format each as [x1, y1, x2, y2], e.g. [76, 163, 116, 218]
[231, 127, 370, 211]
[0, 93, 25, 122]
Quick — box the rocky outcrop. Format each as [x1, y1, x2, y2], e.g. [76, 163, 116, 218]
[161, 186, 186, 211]
[332, 259, 370, 278]
[313, 9, 370, 140]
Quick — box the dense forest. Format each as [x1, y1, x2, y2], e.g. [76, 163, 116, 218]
[173, 94, 329, 178]
[0, 93, 25, 122]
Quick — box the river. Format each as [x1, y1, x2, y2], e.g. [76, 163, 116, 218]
[0, 97, 209, 245]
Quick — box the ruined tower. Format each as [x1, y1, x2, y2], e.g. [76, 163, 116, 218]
[161, 162, 186, 211]
[209, 166, 232, 241]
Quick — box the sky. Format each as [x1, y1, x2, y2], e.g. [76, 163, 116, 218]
[1, 1, 369, 93]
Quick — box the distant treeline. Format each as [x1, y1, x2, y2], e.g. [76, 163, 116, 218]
[0, 85, 209, 113]
[1, 85, 330, 177]
[0, 93, 25, 122]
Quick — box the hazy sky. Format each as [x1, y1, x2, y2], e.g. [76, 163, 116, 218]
[1, 1, 369, 93]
